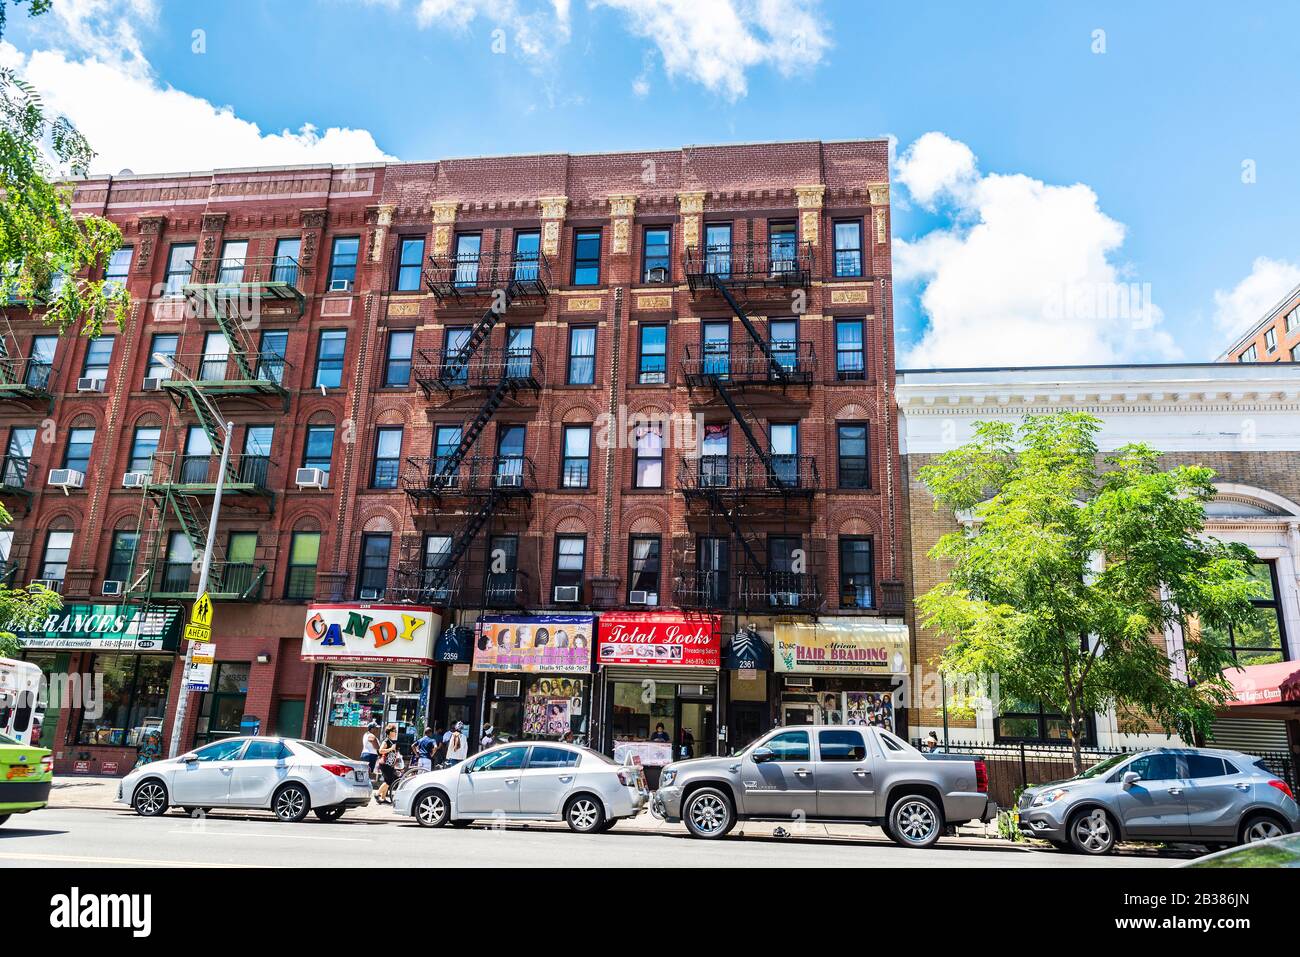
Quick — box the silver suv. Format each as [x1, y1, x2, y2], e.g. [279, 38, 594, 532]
[1018, 747, 1298, 854]
[652, 724, 995, 848]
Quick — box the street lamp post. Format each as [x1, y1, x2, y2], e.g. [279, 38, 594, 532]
[154, 353, 234, 759]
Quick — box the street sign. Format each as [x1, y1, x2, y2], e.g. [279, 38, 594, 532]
[185, 658, 213, 692]
[191, 642, 215, 666]
[186, 592, 214, 643]
[184, 623, 211, 643]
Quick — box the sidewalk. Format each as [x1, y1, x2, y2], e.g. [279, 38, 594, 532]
[52, 774, 1005, 842]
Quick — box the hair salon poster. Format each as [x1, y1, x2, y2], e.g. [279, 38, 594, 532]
[473, 614, 594, 673]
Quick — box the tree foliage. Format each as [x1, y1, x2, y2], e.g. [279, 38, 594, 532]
[916, 412, 1261, 771]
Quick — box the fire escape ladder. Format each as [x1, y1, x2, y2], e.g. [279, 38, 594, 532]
[707, 490, 765, 573]
[425, 490, 501, 593]
[435, 374, 514, 485]
[710, 379, 788, 492]
[708, 274, 788, 382]
[173, 388, 238, 484]
[439, 280, 519, 385]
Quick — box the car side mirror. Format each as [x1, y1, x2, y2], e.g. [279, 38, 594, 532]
[461, 763, 472, 774]
[1121, 771, 1140, 788]
[180, 753, 199, 764]
[751, 746, 776, 764]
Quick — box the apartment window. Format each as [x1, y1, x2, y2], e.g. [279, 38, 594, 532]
[995, 697, 1091, 744]
[700, 424, 728, 487]
[835, 318, 866, 379]
[638, 324, 667, 384]
[423, 534, 452, 573]
[442, 327, 470, 385]
[272, 238, 301, 285]
[217, 239, 248, 284]
[1292, 344, 1300, 362]
[628, 536, 661, 604]
[40, 530, 73, 583]
[182, 426, 213, 484]
[433, 425, 462, 478]
[25, 335, 57, 389]
[63, 428, 95, 474]
[199, 331, 229, 381]
[770, 318, 798, 372]
[704, 223, 732, 277]
[1240, 344, 1257, 363]
[769, 536, 801, 574]
[567, 326, 596, 385]
[837, 423, 869, 489]
[147, 334, 177, 381]
[553, 535, 586, 593]
[633, 422, 663, 488]
[495, 425, 525, 486]
[643, 227, 671, 282]
[302, 426, 335, 475]
[163, 243, 195, 296]
[768, 221, 797, 275]
[103, 246, 132, 294]
[328, 237, 360, 290]
[163, 533, 194, 592]
[285, 531, 321, 600]
[506, 326, 534, 379]
[770, 423, 798, 487]
[314, 329, 347, 389]
[485, 534, 519, 605]
[81, 335, 115, 383]
[357, 534, 391, 598]
[839, 537, 874, 609]
[1265, 326, 1278, 353]
[833, 220, 863, 277]
[453, 233, 481, 287]
[3, 428, 34, 489]
[257, 330, 288, 385]
[513, 231, 541, 282]
[371, 427, 403, 489]
[698, 535, 729, 606]
[226, 532, 258, 596]
[572, 230, 601, 286]
[1287, 304, 1300, 332]
[1201, 561, 1288, 666]
[702, 321, 730, 378]
[384, 330, 414, 387]
[128, 426, 160, 473]
[561, 425, 592, 489]
[394, 237, 426, 292]
[106, 530, 138, 584]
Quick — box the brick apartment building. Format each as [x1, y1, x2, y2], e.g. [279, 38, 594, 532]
[1219, 281, 1300, 364]
[1, 140, 911, 776]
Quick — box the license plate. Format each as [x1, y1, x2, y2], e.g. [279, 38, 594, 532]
[6, 766, 32, 779]
[354, 770, 367, 783]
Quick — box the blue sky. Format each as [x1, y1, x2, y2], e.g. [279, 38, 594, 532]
[5, 0, 1298, 366]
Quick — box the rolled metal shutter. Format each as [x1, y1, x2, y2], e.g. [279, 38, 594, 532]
[1208, 717, 1291, 754]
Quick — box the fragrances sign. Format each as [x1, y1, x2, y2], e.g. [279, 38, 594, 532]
[473, 615, 594, 673]
[597, 612, 721, 668]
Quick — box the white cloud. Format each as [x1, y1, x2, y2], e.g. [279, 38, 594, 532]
[592, 0, 831, 100]
[3, 1, 395, 174]
[414, 0, 572, 61]
[1211, 256, 1300, 340]
[896, 132, 1179, 368]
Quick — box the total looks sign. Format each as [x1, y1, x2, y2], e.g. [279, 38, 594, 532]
[301, 604, 440, 666]
[597, 612, 721, 667]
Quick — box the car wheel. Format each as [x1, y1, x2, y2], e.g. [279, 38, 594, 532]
[1239, 813, 1288, 845]
[314, 807, 346, 822]
[565, 794, 606, 834]
[132, 780, 169, 817]
[887, 794, 944, 848]
[682, 786, 734, 839]
[415, 790, 450, 828]
[1068, 807, 1117, 855]
[272, 783, 311, 823]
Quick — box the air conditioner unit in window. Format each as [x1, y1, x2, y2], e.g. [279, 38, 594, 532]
[142, 377, 166, 392]
[122, 471, 150, 488]
[783, 676, 814, 689]
[295, 467, 327, 489]
[328, 278, 353, 292]
[628, 590, 649, 605]
[101, 580, 124, 596]
[771, 591, 800, 608]
[494, 472, 522, 488]
[494, 679, 521, 698]
[31, 579, 62, 592]
[646, 266, 669, 283]
[553, 585, 580, 603]
[47, 468, 85, 489]
[359, 588, 381, 601]
[390, 676, 415, 694]
[76, 376, 106, 393]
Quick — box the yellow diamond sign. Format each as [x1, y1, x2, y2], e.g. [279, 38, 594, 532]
[185, 592, 213, 642]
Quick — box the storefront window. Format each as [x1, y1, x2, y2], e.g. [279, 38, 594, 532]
[195, 662, 251, 744]
[75, 654, 172, 748]
[994, 696, 1092, 744]
[321, 670, 427, 758]
[487, 674, 588, 743]
[608, 680, 716, 765]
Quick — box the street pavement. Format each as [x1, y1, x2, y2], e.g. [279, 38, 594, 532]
[1, 804, 1185, 868]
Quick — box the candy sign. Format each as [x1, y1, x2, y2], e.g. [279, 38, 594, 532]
[301, 604, 440, 666]
[597, 612, 721, 667]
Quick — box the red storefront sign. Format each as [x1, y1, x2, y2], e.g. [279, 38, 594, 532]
[597, 612, 721, 667]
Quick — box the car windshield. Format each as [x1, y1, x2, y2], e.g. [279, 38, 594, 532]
[292, 740, 351, 760]
[1070, 753, 1130, 780]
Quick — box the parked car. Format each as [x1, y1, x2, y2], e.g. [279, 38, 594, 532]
[117, 736, 372, 822]
[652, 724, 995, 848]
[0, 730, 53, 826]
[393, 741, 648, 832]
[1180, 832, 1300, 868]
[1017, 747, 1298, 854]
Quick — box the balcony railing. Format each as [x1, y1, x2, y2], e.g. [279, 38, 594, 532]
[187, 256, 303, 293]
[160, 351, 291, 391]
[425, 251, 551, 305]
[168, 454, 271, 491]
[391, 564, 462, 605]
[413, 346, 544, 393]
[1, 454, 31, 492]
[677, 454, 819, 496]
[683, 239, 814, 292]
[403, 454, 537, 498]
[682, 341, 816, 386]
[132, 560, 266, 600]
[674, 569, 821, 612]
[0, 356, 55, 396]
[284, 565, 319, 601]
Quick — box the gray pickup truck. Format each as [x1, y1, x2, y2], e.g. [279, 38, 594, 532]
[651, 724, 994, 847]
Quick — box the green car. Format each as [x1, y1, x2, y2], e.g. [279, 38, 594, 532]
[0, 730, 53, 825]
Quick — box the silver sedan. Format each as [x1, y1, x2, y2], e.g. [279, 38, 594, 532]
[393, 742, 648, 833]
[117, 736, 373, 822]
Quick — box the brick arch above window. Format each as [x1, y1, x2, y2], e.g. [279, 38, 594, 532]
[832, 401, 870, 420]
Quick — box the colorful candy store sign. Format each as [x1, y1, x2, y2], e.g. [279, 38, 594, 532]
[774, 618, 910, 675]
[473, 614, 593, 673]
[597, 612, 721, 668]
[301, 603, 440, 666]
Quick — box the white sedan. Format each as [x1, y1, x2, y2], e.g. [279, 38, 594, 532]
[393, 742, 648, 833]
[117, 736, 372, 822]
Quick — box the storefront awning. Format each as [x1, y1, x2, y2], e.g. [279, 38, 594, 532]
[597, 612, 721, 668]
[774, 618, 911, 675]
[1224, 661, 1300, 707]
[7, 604, 181, 653]
[724, 628, 772, 670]
[302, 604, 440, 666]
[433, 625, 473, 664]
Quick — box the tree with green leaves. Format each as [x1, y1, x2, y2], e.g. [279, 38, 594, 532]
[916, 412, 1262, 774]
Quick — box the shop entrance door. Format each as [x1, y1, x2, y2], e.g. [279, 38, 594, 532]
[782, 702, 815, 726]
[676, 699, 714, 759]
[728, 702, 766, 753]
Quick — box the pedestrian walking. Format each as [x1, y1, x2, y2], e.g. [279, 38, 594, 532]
[415, 726, 438, 771]
[376, 723, 404, 804]
[446, 721, 468, 765]
[360, 721, 381, 783]
[480, 724, 495, 751]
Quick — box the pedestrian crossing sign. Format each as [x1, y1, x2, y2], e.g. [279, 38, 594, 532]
[185, 592, 213, 642]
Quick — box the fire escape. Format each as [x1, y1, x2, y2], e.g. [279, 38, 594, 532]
[677, 236, 822, 614]
[126, 254, 302, 603]
[392, 246, 549, 609]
